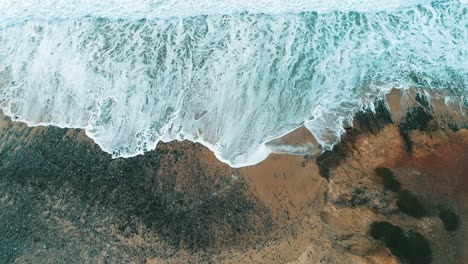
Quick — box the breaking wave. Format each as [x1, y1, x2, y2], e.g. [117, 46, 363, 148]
[0, 0, 467, 167]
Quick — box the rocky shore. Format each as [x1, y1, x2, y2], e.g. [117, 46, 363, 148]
[0, 89, 467, 263]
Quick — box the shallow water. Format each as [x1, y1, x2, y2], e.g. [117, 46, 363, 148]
[0, 0, 467, 166]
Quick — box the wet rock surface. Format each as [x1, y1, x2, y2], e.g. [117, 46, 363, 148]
[1, 89, 467, 263]
[0, 116, 273, 263]
[370, 221, 432, 264]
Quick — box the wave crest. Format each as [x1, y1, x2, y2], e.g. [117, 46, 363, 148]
[0, 0, 467, 167]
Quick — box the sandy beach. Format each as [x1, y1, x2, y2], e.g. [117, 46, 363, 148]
[0, 89, 467, 263]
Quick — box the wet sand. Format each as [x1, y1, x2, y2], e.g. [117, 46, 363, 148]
[0, 89, 467, 263]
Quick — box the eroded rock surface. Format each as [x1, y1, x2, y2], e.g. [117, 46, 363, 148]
[1, 90, 467, 263]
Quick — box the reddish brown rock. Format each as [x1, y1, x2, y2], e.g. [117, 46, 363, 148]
[1, 90, 467, 263]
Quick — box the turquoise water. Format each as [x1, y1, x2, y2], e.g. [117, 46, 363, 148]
[0, 0, 467, 166]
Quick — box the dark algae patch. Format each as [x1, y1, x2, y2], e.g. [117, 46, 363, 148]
[415, 93, 431, 109]
[316, 100, 393, 180]
[316, 143, 347, 180]
[353, 100, 393, 134]
[400, 106, 433, 132]
[399, 129, 414, 154]
[374, 167, 401, 192]
[398, 93, 434, 153]
[438, 207, 460, 232]
[0, 120, 274, 262]
[396, 190, 427, 218]
[350, 188, 370, 207]
[448, 122, 460, 132]
[370, 221, 432, 264]
[374, 167, 434, 220]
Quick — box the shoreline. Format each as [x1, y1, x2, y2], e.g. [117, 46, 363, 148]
[1, 87, 466, 169]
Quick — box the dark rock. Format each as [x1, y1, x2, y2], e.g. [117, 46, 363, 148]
[374, 167, 401, 193]
[395, 93, 435, 153]
[0, 121, 274, 262]
[370, 221, 432, 264]
[316, 143, 347, 180]
[438, 207, 460, 232]
[354, 100, 393, 134]
[396, 190, 427, 218]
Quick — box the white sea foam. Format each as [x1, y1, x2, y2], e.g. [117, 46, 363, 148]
[0, 0, 467, 167]
[0, 0, 433, 27]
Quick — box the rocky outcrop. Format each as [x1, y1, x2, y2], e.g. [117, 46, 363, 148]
[0, 89, 467, 263]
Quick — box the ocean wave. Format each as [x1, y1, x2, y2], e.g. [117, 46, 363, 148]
[0, 0, 467, 167]
[0, 0, 435, 27]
